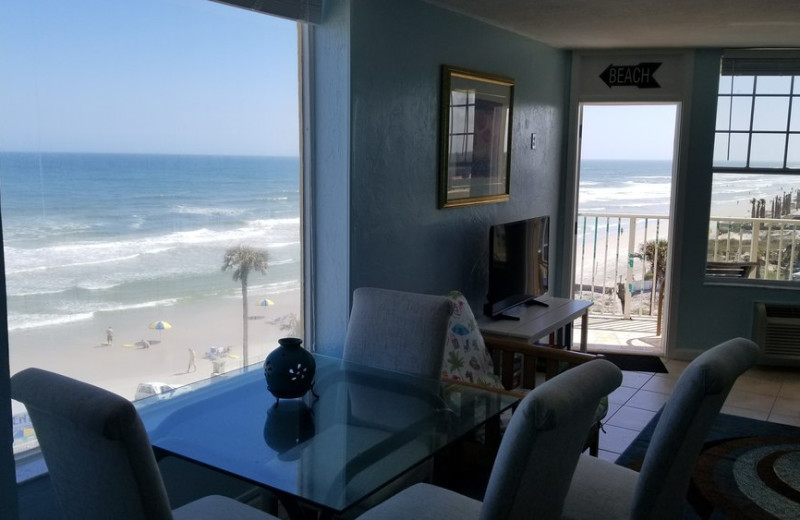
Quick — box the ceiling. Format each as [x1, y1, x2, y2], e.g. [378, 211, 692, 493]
[425, 0, 800, 50]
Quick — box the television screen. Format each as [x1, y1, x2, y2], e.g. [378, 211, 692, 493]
[485, 215, 549, 318]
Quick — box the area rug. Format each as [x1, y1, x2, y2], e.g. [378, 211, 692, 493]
[616, 412, 800, 519]
[594, 352, 668, 373]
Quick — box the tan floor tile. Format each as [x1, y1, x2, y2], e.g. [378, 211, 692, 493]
[620, 371, 654, 389]
[604, 402, 623, 420]
[607, 385, 637, 405]
[607, 406, 657, 431]
[768, 413, 800, 427]
[742, 366, 794, 383]
[641, 374, 677, 394]
[770, 396, 800, 418]
[597, 449, 619, 463]
[725, 388, 777, 412]
[627, 389, 669, 412]
[599, 424, 641, 454]
[720, 404, 769, 421]
[661, 359, 688, 378]
[779, 377, 800, 399]
[732, 374, 782, 397]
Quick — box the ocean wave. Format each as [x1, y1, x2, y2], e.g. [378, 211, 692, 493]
[4, 251, 145, 275]
[83, 298, 180, 314]
[3, 218, 299, 274]
[172, 205, 247, 217]
[7, 311, 96, 331]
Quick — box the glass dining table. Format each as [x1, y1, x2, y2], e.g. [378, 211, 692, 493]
[137, 353, 519, 519]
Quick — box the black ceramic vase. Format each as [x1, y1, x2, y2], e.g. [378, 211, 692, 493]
[264, 337, 316, 405]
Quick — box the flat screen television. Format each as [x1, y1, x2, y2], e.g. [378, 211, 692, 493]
[484, 215, 550, 319]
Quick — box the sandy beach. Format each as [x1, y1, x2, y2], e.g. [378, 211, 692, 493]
[9, 288, 301, 414]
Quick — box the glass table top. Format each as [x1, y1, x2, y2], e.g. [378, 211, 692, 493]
[137, 354, 518, 514]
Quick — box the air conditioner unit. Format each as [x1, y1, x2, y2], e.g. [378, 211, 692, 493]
[753, 302, 800, 366]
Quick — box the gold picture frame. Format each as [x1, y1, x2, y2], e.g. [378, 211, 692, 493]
[439, 65, 514, 208]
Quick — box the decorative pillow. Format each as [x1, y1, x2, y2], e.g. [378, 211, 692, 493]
[441, 291, 504, 390]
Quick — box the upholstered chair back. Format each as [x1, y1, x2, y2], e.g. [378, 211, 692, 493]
[631, 337, 760, 519]
[11, 367, 174, 520]
[343, 287, 453, 379]
[481, 359, 622, 520]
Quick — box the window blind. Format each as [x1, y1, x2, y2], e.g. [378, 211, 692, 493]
[721, 50, 800, 76]
[211, 0, 321, 24]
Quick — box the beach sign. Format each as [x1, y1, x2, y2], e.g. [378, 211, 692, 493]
[600, 62, 661, 89]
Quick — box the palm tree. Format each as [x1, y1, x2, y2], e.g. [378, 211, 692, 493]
[639, 239, 668, 335]
[222, 245, 269, 366]
[750, 198, 757, 218]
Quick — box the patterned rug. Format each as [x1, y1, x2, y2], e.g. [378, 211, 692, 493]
[616, 412, 800, 519]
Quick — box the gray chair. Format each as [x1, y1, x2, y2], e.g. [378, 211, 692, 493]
[355, 359, 623, 520]
[562, 337, 761, 520]
[343, 287, 454, 379]
[10, 367, 279, 520]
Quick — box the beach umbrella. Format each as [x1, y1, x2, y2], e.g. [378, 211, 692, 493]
[149, 320, 172, 330]
[260, 299, 275, 307]
[148, 320, 172, 343]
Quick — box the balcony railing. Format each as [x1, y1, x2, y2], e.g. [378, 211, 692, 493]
[709, 216, 800, 281]
[575, 213, 668, 320]
[574, 213, 800, 319]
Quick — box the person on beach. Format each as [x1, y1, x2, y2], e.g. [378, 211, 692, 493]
[106, 326, 113, 346]
[187, 348, 197, 372]
[141, 338, 150, 349]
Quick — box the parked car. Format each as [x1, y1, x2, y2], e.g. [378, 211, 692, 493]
[135, 382, 182, 401]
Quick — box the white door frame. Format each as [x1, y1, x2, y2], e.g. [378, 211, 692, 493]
[561, 50, 696, 358]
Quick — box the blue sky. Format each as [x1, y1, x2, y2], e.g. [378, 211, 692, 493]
[0, 0, 299, 156]
[581, 104, 678, 161]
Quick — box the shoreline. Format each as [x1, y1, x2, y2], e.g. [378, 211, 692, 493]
[10, 288, 301, 414]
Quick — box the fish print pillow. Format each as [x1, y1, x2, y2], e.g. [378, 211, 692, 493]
[442, 291, 504, 389]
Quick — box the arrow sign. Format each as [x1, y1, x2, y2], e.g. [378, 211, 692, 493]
[600, 62, 662, 89]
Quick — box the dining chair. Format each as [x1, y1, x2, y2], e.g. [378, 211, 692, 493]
[10, 367, 279, 520]
[441, 290, 608, 455]
[561, 337, 761, 520]
[355, 358, 623, 520]
[343, 287, 454, 379]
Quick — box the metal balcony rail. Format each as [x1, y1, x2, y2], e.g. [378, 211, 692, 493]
[575, 213, 668, 320]
[574, 213, 800, 319]
[709, 216, 800, 281]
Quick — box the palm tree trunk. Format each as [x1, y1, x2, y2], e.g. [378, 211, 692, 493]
[656, 276, 665, 336]
[241, 280, 249, 366]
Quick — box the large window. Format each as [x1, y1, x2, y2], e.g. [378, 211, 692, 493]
[2, 0, 303, 457]
[708, 53, 800, 283]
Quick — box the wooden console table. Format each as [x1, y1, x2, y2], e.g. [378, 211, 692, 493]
[477, 295, 592, 352]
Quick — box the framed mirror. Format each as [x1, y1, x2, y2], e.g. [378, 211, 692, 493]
[439, 65, 514, 208]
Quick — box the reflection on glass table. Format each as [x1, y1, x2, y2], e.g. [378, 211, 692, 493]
[136, 354, 519, 518]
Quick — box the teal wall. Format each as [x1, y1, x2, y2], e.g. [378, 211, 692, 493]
[308, 0, 352, 354]
[671, 49, 800, 357]
[312, 0, 571, 355]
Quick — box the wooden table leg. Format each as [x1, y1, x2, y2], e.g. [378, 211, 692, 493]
[580, 310, 588, 352]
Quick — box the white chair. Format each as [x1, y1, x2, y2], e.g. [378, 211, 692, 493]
[343, 287, 453, 379]
[562, 337, 761, 519]
[355, 359, 623, 520]
[10, 367, 280, 520]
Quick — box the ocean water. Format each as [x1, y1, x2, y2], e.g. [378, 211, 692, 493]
[0, 152, 301, 332]
[579, 159, 673, 215]
[579, 158, 800, 218]
[575, 159, 800, 289]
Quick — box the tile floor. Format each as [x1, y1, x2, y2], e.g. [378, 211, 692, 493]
[597, 358, 800, 462]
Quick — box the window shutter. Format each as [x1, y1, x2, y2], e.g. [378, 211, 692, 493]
[211, 0, 322, 24]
